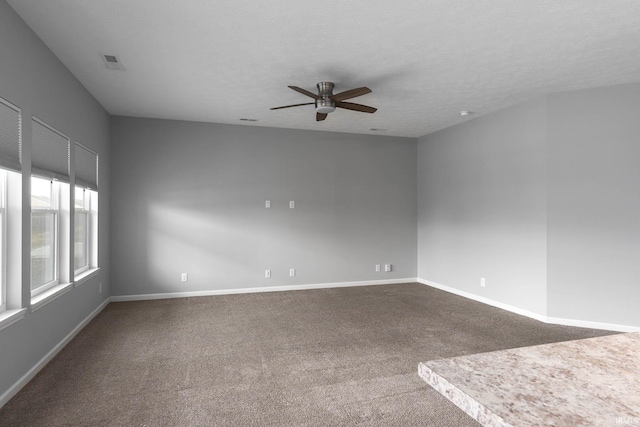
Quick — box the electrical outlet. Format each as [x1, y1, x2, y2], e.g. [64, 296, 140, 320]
[289, 200, 295, 209]
[375, 264, 381, 272]
[290, 268, 295, 277]
[181, 273, 188, 282]
[384, 264, 392, 272]
[265, 200, 271, 208]
[480, 277, 486, 287]
[265, 269, 271, 278]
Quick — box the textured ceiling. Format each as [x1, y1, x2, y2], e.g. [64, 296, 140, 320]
[7, 0, 640, 138]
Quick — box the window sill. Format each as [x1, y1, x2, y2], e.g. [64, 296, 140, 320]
[31, 283, 73, 313]
[0, 308, 27, 332]
[74, 267, 100, 287]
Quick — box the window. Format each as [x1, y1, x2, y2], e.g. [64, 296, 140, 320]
[74, 187, 89, 273]
[0, 167, 21, 318]
[31, 118, 70, 298]
[0, 97, 21, 315]
[74, 143, 98, 279]
[31, 177, 59, 295]
[0, 170, 6, 312]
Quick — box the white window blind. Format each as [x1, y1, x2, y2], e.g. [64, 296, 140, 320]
[32, 118, 69, 182]
[75, 143, 98, 191]
[0, 97, 21, 172]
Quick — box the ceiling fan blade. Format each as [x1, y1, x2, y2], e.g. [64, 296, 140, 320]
[316, 112, 328, 121]
[289, 86, 320, 99]
[335, 101, 377, 114]
[331, 87, 372, 101]
[270, 102, 315, 110]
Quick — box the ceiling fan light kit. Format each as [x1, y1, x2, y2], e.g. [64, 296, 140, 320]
[271, 82, 377, 121]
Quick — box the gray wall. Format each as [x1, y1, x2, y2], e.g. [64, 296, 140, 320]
[0, 0, 110, 399]
[418, 83, 640, 327]
[110, 117, 417, 296]
[547, 83, 640, 326]
[417, 98, 548, 315]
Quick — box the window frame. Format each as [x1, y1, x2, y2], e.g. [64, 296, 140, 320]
[30, 177, 60, 297]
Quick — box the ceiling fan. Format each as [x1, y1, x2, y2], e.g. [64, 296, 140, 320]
[271, 82, 377, 121]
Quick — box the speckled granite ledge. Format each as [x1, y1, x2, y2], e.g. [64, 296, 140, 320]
[419, 332, 640, 427]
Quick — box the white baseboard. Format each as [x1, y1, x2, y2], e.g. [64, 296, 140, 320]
[418, 278, 640, 333]
[0, 297, 111, 409]
[417, 278, 548, 322]
[111, 278, 418, 302]
[542, 316, 640, 333]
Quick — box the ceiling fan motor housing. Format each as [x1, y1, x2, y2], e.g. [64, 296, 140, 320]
[315, 82, 336, 114]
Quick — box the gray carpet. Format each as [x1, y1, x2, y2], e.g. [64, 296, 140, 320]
[0, 283, 615, 426]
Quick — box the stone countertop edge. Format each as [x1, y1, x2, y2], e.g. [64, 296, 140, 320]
[418, 362, 514, 427]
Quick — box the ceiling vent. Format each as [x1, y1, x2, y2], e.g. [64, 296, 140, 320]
[101, 53, 125, 71]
